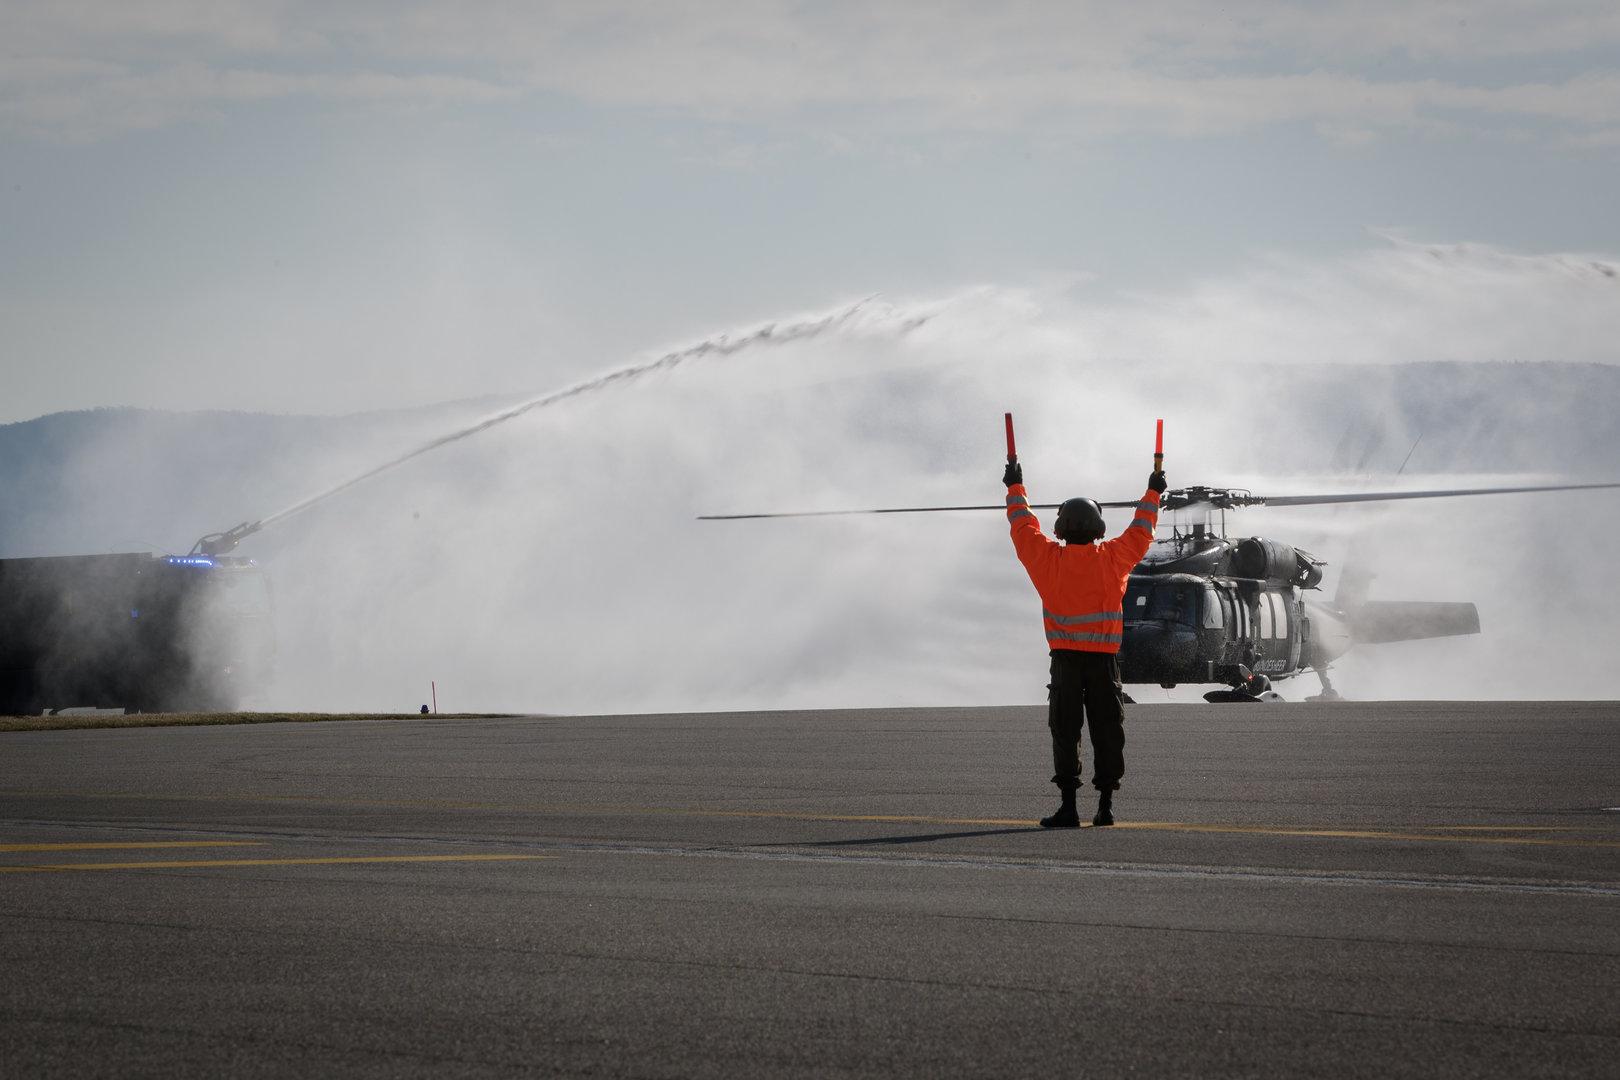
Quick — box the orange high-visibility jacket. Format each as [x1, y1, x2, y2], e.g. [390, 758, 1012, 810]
[1006, 483, 1161, 654]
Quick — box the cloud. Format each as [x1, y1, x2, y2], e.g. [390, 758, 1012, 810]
[0, 59, 513, 140]
[4, 2, 1618, 141]
[1071, 232, 1620, 368]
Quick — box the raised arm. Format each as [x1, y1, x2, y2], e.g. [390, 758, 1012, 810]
[1101, 472, 1166, 573]
[1005, 462, 1060, 577]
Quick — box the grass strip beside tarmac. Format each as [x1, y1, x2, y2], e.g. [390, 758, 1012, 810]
[0, 712, 515, 734]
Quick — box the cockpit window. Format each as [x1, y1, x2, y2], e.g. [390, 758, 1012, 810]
[1124, 580, 1199, 626]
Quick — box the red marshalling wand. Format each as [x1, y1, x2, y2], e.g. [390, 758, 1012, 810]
[1005, 412, 1018, 464]
[1154, 418, 1164, 474]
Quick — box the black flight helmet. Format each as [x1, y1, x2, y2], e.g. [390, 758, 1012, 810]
[1054, 497, 1106, 543]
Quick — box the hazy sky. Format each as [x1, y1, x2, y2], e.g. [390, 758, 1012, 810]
[4, 1, 1619, 423]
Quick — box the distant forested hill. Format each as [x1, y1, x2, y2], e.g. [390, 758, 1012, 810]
[0, 398, 512, 558]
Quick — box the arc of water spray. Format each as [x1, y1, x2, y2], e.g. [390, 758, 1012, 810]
[240, 296, 922, 538]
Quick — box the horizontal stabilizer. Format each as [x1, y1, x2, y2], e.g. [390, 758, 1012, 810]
[1352, 601, 1480, 645]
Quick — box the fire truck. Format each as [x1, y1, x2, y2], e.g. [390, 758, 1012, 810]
[0, 552, 273, 714]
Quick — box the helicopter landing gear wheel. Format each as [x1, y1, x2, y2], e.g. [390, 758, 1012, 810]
[1203, 667, 1282, 703]
[1203, 688, 1284, 703]
[1306, 666, 1343, 702]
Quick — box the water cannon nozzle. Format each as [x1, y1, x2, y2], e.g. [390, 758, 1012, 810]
[190, 521, 262, 557]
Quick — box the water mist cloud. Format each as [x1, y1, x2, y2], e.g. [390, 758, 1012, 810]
[8, 236, 1618, 710]
[1063, 234, 1620, 370]
[234, 237, 1620, 712]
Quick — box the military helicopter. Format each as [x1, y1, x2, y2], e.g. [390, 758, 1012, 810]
[700, 418, 1620, 702]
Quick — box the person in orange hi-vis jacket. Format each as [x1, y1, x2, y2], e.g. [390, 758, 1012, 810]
[1004, 458, 1166, 827]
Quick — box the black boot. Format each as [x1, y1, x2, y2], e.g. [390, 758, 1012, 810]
[1040, 785, 1080, 829]
[1093, 789, 1114, 827]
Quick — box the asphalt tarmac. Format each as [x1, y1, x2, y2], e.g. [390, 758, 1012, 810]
[2, 702, 1617, 1078]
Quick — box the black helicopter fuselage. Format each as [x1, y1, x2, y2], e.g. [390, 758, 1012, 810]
[1118, 533, 1344, 689]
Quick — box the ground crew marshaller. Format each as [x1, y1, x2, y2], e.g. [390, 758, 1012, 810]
[1004, 460, 1166, 827]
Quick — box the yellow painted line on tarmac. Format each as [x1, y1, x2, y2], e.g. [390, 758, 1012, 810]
[664, 808, 1036, 828]
[2, 788, 1040, 827]
[0, 853, 555, 875]
[1411, 825, 1581, 831]
[6, 787, 1619, 850]
[0, 841, 261, 853]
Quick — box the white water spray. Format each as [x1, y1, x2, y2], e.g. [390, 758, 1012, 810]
[249, 297, 929, 535]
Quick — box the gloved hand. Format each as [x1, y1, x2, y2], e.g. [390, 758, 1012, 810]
[1003, 461, 1023, 486]
[1148, 470, 1167, 493]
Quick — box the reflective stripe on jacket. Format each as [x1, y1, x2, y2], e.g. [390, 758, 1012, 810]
[1006, 484, 1161, 654]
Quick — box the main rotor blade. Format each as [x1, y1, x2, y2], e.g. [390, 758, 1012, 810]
[1256, 480, 1620, 508]
[698, 499, 1144, 521]
[700, 479, 1620, 520]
